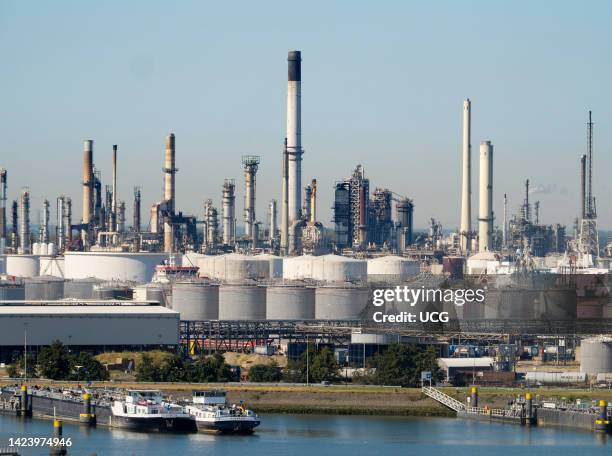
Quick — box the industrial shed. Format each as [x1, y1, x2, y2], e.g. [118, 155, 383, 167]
[437, 357, 494, 383]
[0, 304, 179, 362]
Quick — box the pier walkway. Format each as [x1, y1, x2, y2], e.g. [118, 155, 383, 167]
[422, 387, 465, 412]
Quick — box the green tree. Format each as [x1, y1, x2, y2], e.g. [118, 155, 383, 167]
[192, 353, 232, 382]
[6, 365, 18, 378]
[135, 354, 162, 382]
[157, 354, 190, 382]
[69, 352, 109, 381]
[284, 345, 339, 383]
[367, 343, 441, 387]
[247, 362, 282, 382]
[38, 340, 72, 380]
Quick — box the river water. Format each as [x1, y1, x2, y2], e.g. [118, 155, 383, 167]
[0, 413, 609, 456]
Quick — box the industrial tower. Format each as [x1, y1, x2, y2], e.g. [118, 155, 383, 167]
[578, 111, 599, 258]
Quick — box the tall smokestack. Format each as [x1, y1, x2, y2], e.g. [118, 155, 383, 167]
[478, 141, 493, 252]
[580, 154, 586, 219]
[460, 99, 471, 252]
[222, 179, 236, 245]
[287, 50, 303, 251]
[502, 193, 507, 249]
[163, 133, 176, 253]
[0, 168, 6, 251]
[280, 138, 289, 255]
[112, 145, 118, 231]
[82, 139, 93, 245]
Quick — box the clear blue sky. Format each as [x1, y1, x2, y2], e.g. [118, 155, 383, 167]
[1, 1, 611, 231]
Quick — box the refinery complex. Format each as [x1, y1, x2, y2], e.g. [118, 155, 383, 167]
[1, 50, 612, 387]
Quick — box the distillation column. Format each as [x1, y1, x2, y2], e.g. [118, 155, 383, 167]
[269, 199, 277, 242]
[222, 179, 236, 245]
[242, 156, 260, 239]
[19, 189, 30, 254]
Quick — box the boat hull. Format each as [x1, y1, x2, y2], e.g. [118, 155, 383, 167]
[111, 415, 197, 433]
[196, 419, 260, 434]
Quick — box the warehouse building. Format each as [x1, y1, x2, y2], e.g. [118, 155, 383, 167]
[0, 303, 179, 362]
[437, 357, 494, 384]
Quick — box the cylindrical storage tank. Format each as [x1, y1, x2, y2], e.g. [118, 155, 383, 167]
[442, 256, 465, 279]
[24, 276, 64, 300]
[580, 337, 612, 376]
[63, 252, 168, 282]
[266, 283, 315, 320]
[315, 285, 369, 320]
[172, 281, 219, 320]
[39, 256, 65, 278]
[211, 254, 270, 282]
[367, 255, 421, 283]
[47, 243, 57, 256]
[218, 284, 266, 320]
[32, 243, 41, 255]
[255, 254, 283, 279]
[39, 243, 48, 256]
[5, 255, 40, 277]
[64, 278, 103, 299]
[145, 283, 172, 308]
[0, 282, 25, 300]
[284, 255, 367, 283]
[92, 284, 133, 300]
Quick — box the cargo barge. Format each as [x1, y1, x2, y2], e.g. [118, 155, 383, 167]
[423, 386, 610, 433]
[0, 386, 197, 432]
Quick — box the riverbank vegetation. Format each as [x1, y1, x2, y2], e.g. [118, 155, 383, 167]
[6, 340, 109, 381]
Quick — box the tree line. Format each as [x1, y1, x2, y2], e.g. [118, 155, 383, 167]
[247, 343, 442, 387]
[7, 340, 109, 381]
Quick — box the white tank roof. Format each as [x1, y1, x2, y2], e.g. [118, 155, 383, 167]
[367, 255, 420, 282]
[283, 254, 367, 282]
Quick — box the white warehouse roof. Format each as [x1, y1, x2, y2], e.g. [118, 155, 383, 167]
[438, 357, 494, 368]
[0, 304, 177, 316]
[0, 304, 179, 346]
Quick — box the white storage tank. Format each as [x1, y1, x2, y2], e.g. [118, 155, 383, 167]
[181, 252, 206, 268]
[24, 276, 64, 300]
[92, 283, 134, 300]
[134, 283, 172, 308]
[255, 253, 284, 279]
[580, 337, 612, 376]
[64, 252, 168, 282]
[315, 285, 369, 320]
[219, 283, 266, 320]
[5, 255, 40, 277]
[283, 254, 367, 283]
[219, 254, 269, 282]
[64, 278, 104, 299]
[266, 282, 315, 320]
[39, 256, 65, 278]
[0, 281, 25, 300]
[367, 255, 420, 282]
[172, 280, 219, 320]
